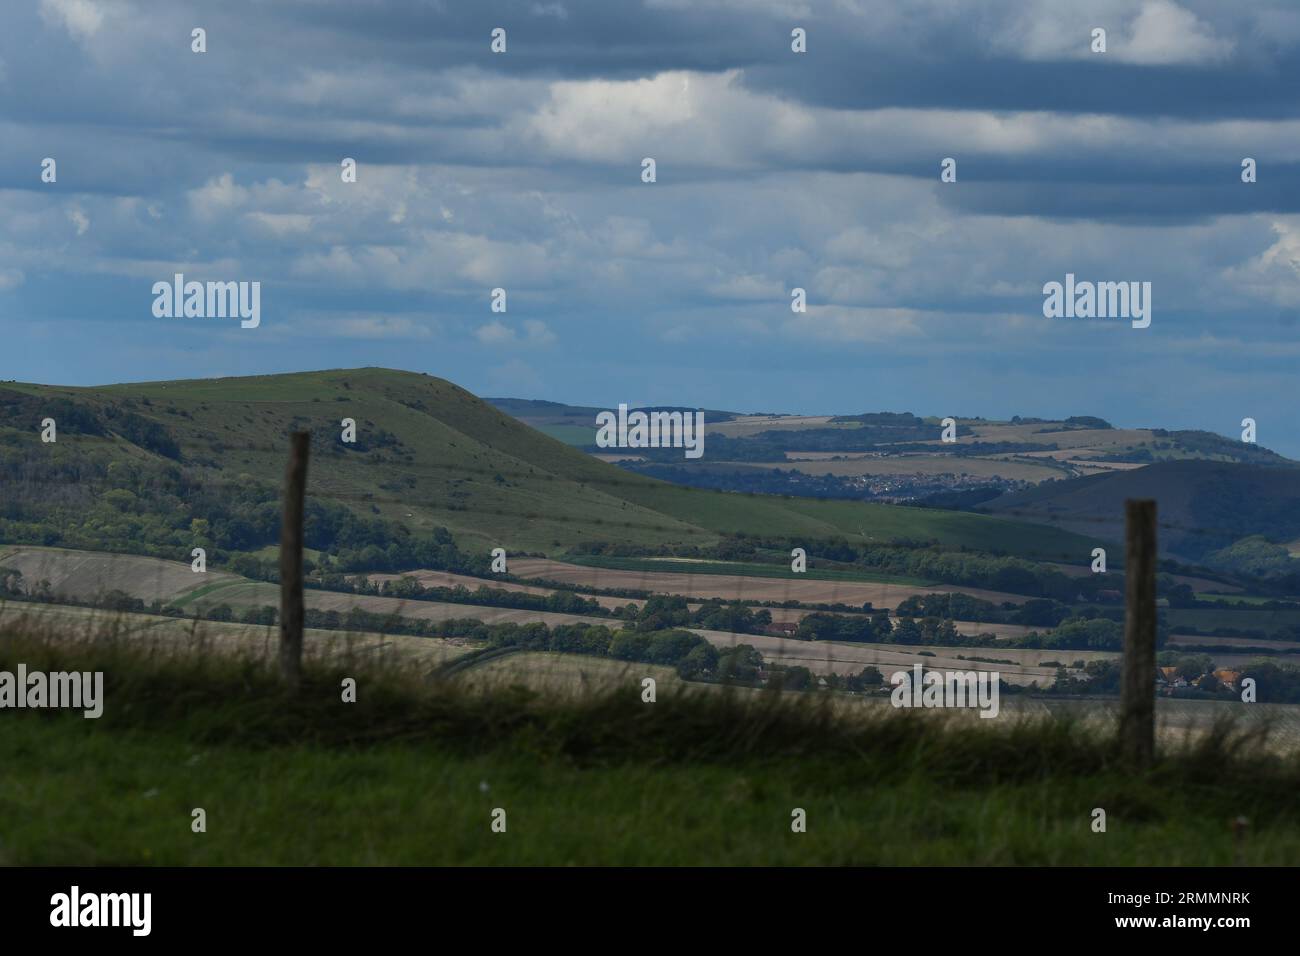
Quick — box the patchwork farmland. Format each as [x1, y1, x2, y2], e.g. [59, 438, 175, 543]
[6, 542, 1299, 701]
[0, 546, 1065, 685]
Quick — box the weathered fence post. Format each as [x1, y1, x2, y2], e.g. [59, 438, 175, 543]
[279, 431, 310, 688]
[1119, 498, 1157, 767]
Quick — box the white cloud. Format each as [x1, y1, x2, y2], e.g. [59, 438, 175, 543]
[522, 319, 557, 345]
[309, 314, 438, 339]
[516, 67, 1300, 174]
[475, 319, 557, 347]
[707, 273, 784, 300]
[999, 0, 1234, 66]
[39, 0, 107, 44]
[1222, 219, 1300, 306]
[0, 268, 24, 291]
[475, 321, 514, 345]
[245, 211, 314, 237]
[187, 173, 249, 219]
[783, 305, 925, 344]
[66, 206, 89, 235]
[1122, 0, 1234, 65]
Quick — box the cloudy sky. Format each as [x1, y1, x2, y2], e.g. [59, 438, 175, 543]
[3, 0, 1299, 451]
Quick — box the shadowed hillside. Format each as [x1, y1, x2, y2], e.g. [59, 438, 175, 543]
[0, 368, 1102, 566]
[982, 460, 1300, 570]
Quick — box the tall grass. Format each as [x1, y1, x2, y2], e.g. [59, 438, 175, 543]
[5, 614, 1300, 864]
[3, 613, 1298, 807]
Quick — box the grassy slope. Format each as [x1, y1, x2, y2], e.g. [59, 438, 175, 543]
[984, 460, 1300, 560]
[3, 368, 1102, 561]
[611, 480, 1102, 561]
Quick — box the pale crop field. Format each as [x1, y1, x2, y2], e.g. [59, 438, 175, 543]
[705, 415, 839, 438]
[0, 601, 474, 669]
[8, 547, 1296, 695]
[359, 569, 636, 610]
[457, 651, 684, 696]
[0, 545, 243, 605]
[509, 557, 1025, 610]
[1041, 698, 1300, 754]
[452, 649, 1300, 754]
[684, 630, 1071, 686]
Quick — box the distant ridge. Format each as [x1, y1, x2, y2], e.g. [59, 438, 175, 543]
[982, 459, 1300, 563]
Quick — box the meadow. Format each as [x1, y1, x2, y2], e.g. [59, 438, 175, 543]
[4, 620, 1300, 866]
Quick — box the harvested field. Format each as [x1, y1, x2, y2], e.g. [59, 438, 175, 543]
[457, 651, 684, 695]
[705, 415, 837, 438]
[1044, 698, 1300, 754]
[0, 545, 241, 604]
[683, 630, 1081, 686]
[359, 569, 637, 611]
[0, 549, 614, 631]
[1061, 459, 1145, 472]
[353, 569, 1036, 636]
[509, 557, 1027, 610]
[0, 602, 473, 668]
[300, 589, 603, 628]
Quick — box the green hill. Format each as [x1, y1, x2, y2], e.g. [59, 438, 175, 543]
[983, 460, 1300, 569]
[0, 368, 1100, 568]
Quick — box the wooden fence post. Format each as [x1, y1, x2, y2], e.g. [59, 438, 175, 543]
[279, 431, 310, 688]
[1119, 498, 1157, 767]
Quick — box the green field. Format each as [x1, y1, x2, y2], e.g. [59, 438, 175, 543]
[564, 554, 936, 587]
[4, 628, 1300, 866]
[1194, 593, 1297, 607]
[14, 717, 1300, 865]
[614, 481, 1105, 562]
[533, 424, 596, 446]
[1167, 607, 1300, 640]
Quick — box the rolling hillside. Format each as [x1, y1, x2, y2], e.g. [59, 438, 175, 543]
[982, 460, 1300, 568]
[0, 368, 1102, 564]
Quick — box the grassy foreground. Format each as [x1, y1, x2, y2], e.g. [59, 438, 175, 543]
[2, 627, 1299, 865]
